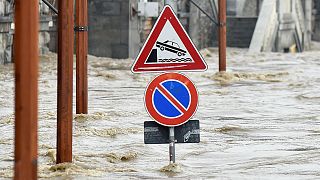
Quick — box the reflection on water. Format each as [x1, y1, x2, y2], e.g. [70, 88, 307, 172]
[1, 48, 320, 179]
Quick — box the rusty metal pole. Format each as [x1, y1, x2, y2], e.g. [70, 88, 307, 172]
[76, 0, 88, 114]
[14, 0, 39, 179]
[57, 0, 74, 163]
[218, 0, 227, 72]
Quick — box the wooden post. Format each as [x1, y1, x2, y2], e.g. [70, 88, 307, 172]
[218, 0, 227, 72]
[57, 0, 74, 163]
[76, 0, 88, 114]
[14, 0, 39, 179]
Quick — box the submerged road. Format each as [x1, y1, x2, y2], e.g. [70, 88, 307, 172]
[0, 48, 320, 179]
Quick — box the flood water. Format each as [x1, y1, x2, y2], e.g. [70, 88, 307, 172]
[1, 47, 320, 179]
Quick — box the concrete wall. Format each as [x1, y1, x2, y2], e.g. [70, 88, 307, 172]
[48, 16, 57, 53]
[0, 0, 52, 64]
[249, 0, 278, 52]
[189, 0, 258, 49]
[88, 0, 129, 59]
[226, 17, 258, 47]
[211, 17, 258, 48]
[313, 0, 320, 41]
[189, 0, 215, 50]
[0, 0, 12, 64]
[237, 0, 261, 17]
[227, 0, 237, 16]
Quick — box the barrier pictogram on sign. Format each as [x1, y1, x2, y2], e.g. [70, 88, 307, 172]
[132, 5, 207, 73]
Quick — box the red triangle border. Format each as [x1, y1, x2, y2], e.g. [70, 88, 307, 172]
[131, 5, 208, 73]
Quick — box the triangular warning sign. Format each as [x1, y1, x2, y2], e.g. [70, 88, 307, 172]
[131, 5, 207, 73]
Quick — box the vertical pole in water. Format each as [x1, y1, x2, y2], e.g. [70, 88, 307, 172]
[218, 0, 227, 72]
[165, 0, 177, 164]
[304, 0, 312, 50]
[76, 0, 88, 114]
[14, 0, 39, 179]
[57, 0, 74, 163]
[169, 127, 175, 164]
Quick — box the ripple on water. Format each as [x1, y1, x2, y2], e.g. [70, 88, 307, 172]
[92, 127, 142, 138]
[202, 125, 252, 136]
[203, 71, 289, 85]
[75, 151, 138, 163]
[160, 163, 182, 173]
[0, 168, 12, 179]
[295, 93, 320, 101]
[1, 50, 320, 179]
[104, 151, 138, 163]
[90, 58, 132, 70]
[74, 112, 109, 123]
[0, 114, 14, 126]
[40, 162, 104, 178]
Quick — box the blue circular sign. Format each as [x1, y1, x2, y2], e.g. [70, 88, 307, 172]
[145, 73, 198, 127]
[153, 80, 190, 118]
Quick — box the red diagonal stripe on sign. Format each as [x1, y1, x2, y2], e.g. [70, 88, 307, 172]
[156, 84, 187, 114]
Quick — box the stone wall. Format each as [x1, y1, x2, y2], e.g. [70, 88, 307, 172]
[88, 0, 129, 59]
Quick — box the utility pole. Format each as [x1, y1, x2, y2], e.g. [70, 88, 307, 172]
[57, 0, 74, 163]
[14, 0, 39, 179]
[305, 0, 312, 50]
[218, 0, 226, 72]
[76, 0, 88, 114]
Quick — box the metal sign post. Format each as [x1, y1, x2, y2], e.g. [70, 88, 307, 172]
[144, 72, 199, 164]
[134, 5, 204, 166]
[169, 127, 175, 163]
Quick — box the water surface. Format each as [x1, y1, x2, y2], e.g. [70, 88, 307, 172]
[1, 48, 320, 179]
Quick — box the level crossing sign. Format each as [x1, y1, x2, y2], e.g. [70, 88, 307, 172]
[131, 5, 207, 73]
[145, 72, 198, 127]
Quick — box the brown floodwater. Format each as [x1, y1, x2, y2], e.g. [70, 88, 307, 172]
[1, 47, 320, 179]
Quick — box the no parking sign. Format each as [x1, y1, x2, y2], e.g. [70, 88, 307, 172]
[131, 5, 206, 164]
[145, 73, 198, 127]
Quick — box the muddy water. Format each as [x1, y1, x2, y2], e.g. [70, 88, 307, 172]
[1, 48, 320, 179]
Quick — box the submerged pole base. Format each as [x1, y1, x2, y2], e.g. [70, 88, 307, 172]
[169, 127, 175, 164]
